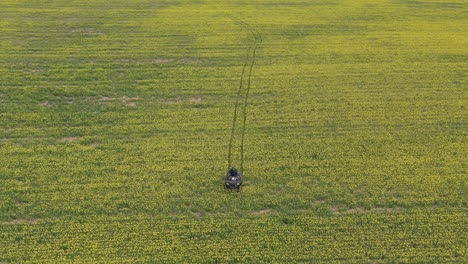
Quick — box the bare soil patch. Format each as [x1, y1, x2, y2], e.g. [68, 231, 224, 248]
[39, 101, 52, 107]
[192, 211, 203, 218]
[331, 207, 406, 215]
[252, 209, 273, 215]
[114, 58, 203, 64]
[160, 97, 203, 105]
[101, 96, 140, 102]
[2, 218, 40, 225]
[16, 202, 28, 207]
[151, 59, 175, 63]
[189, 97, 203, 103]
[100, 96, 140, 107]
[59, 136, 81, 142]
[160, 100, 179, 105]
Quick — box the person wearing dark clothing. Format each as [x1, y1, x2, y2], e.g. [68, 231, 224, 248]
[227, 167, 238, 177]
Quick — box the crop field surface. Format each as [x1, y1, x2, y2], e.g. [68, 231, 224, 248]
[0, 0, 467, 263]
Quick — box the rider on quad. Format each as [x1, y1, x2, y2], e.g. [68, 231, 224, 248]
[227, 167, 239, 177]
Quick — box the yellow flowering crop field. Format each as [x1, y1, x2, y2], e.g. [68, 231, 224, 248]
[1, 0, 466, 263]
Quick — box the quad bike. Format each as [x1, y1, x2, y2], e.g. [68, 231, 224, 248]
[225, 171, 242, 191]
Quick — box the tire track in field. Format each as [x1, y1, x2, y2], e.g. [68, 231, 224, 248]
[227, 45, 251, 169]
[228, 22, 262, 173]
[239, 26, 262, 172]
